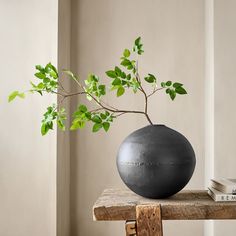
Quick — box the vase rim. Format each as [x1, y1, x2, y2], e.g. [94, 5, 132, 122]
[151, 124, 165, 126]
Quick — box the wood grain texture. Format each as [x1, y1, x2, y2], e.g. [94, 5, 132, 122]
[136, 205, 163, 236]
[93, 188, 236, 221]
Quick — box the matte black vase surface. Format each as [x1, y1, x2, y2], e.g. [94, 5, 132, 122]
[116, 125, 196, 199]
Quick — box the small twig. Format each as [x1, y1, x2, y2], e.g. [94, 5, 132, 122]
[135, 64, 150, 118]
[29, 89, 66, 97]
[66, 77, 146, 115]
[89, 107, 104, 113]
[101, 100, 118, 111]
[147, 87, 164, 98]
[55, 72, 154, 125]
[145, 113, 153, 125]
[64, 91, 86, 97]
[58, 80, 69, 94]
[115, 112, 126, 118]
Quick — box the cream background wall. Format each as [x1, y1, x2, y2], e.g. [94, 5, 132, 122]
[1, 1, 235, 236]
[0, 1, 58, 236]
[69, 0, 205, 235]
[213, 0, 236, 235]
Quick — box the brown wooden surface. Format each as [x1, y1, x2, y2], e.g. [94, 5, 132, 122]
[136, 205, 163, 236]
[125, 221, 136, 236]
[93, 188, 236, 221]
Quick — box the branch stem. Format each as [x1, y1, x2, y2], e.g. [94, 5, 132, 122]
[135, 62, 152, 124]
[147, 87, 165, 98]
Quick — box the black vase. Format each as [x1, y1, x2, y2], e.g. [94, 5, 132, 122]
[116, 125, 196, 199]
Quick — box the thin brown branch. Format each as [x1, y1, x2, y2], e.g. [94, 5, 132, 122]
[29, 89, 66, 97]
[89, 107, 104, 113]
[57, 73, 154, 125]
[145, 113, 153, 125]
[147, 87, 165, 98]
[101, 100, 118, 111]
[115, 112, 126, 118]
[135, 66, 149, 115]
[58, 80, 69, 94]
[64, 91, 86, 97]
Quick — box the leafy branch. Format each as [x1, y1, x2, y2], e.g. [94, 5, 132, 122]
[8, 37, 187, 135]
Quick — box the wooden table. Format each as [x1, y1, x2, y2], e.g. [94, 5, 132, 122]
[93, 188, 236, 236]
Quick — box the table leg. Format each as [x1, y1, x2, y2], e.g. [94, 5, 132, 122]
[136, 204, 163, 236]
[125, 220, 136, 236]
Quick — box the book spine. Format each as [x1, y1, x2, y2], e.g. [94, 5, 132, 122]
[215, 194, 236, 201]
[211, 181, 236, 194]
[208, 189, 216, 201]
[226, 185, 236, 194]
[208, 189, 236, 202]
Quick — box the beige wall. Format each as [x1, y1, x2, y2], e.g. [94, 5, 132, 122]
[2, 1, 235, 236]
[57, 1, 71, 236]
[0, 1, 58, 236]
[213, 0, 236, 235]
[69, 0, 205, 235]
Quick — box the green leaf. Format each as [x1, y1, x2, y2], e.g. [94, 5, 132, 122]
[169, 90, 176, 100]
[133, 37, 144, 55]
[62, 70, 74, 77]
[63, 69, 80, 83]
[161, 82, 166, 88]
[148, 74, 156, 82]
[112, 78, 121, 86]
[98, 85, 106, 95]
[92, 123, 102, 132]
[115, 66, 122, 76]
[120, 59, 131, 67]
[117, 86, 125, 97]
[123, 49, 130, 57]
[127, 64, 133, 70]
[135, 37, 141, 46]
[100, 113, 107, 119]
[8, 91, 25, 102]
[92, 115, 102, 123]
[57, 120, 65, 131]
[57, 108, 66, 131]
[144, 74, 156, 83]
[44, 63, 58, 79]
[126, 74, 131, 80]
[106, 70, 117, 78]
[137, 50, 144, 55]
[79, 104, 87, 113]
[43, 77, 50, 83]
[35, 65, 43, 70]
[121, 80, 127, 85]
[103, 122, 110, 132]
[121, 72, 126, 79]
[70, 120, 85, 130]
[17, 93, 25, 99]
[40, 104, 58, 135]
[41, 123, 48, 135]
[49, 70, 58, 79]
[49, 63, 58, 74]
[86, 94, 92, 101]
[175, 86, 187, 94]
[85, 112, 91, 120]
[37, 91, 43, 95]
[173, 82, 183, 88]
[166, 81, 172, 86]
[35, 72, 46, 79]
[90, 74, 99, 82]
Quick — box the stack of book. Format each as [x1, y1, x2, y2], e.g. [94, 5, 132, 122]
[208, 178, 236, 202]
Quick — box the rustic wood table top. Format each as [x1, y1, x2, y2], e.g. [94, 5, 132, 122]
[93, 188, 236, 221]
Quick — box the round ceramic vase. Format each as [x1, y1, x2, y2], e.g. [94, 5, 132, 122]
[116, 125, 196, 199]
